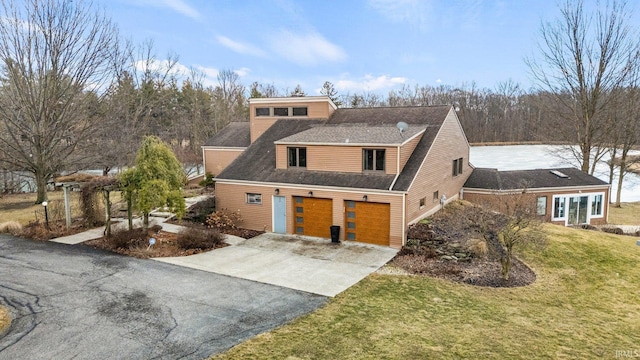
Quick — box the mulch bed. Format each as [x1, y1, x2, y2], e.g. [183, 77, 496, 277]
[392, 201, 539, 288]
[84, 229, 227, 259]
[391, 255, 536, 288]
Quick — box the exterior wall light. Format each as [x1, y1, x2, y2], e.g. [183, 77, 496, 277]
[275, 188, 280, 195]
[308, 191, 313, 197]
[362, 195, 368, 202]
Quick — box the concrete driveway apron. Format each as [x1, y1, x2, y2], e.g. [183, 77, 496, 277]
[154, 233, 399, 297]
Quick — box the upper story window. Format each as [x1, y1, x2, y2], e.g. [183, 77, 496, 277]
[255, 107, 270, 116]
[292, 107, 308, 116]
[363, 149, 385, 171]
[274, 107, 289, 116]
[452, 157, 463, 176]
[288, 147, 307, 168]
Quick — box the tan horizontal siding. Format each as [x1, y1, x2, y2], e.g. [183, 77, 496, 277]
[215, 182, 404, 248]
[214, 183, 273, 232]
[249, 101, 334, 143]
[406, 108, 470, 224]
[204, 149, 244, 175]
[275, 144, 287, 169]
[400, 135, 422, 170]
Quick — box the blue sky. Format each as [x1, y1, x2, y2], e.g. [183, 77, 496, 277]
[103, 0, 637, 95]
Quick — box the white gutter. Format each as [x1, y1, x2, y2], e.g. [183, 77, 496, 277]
[214, 178, 407, 196]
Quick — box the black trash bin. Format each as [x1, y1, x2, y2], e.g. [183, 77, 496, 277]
[330, 225, 340, 243]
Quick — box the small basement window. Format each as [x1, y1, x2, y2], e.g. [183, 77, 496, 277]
[246, 193, 262, 205]
[419, 197, 426, 208]
[433, 191, 439, 202]
[255, 107, 270, 116]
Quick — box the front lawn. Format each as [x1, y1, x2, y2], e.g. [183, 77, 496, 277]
[215, 225, 640, 359]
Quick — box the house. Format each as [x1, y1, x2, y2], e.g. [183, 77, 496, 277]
[206, 96, 471, 248]
[462, 167, 610, 226]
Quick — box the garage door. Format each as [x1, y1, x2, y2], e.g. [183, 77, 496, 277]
[293, 196, 333, 238]
[344, 201, 390, 246]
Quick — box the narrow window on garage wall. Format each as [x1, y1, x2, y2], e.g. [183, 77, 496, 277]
[419, 197, 426, 208]
[457, 157, 463, 175]
[537, 196, 547, 215]
[433, 191, 439, 202]
[246, 193, 262, 204]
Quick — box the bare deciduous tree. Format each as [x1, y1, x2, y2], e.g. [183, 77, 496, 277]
[0, 0, 121, 202]
[526, 0, 640, 173]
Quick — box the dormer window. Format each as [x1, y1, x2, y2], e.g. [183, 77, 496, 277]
[288, 147, 307, 168]
[274, 107, 289, 116]
[363, 149, 385, 171]
[255, 107, 270, 116]
[292, 107, 308, 116]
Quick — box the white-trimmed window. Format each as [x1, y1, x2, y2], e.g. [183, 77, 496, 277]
[553, 196, 566, 219]
[591, 193, 604, 217]
[246, 193, 262, 205]
[537, 196, 547, 216]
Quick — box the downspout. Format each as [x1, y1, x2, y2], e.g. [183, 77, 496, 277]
[201, 147, 206, 174]
[402, 193, 407, 246]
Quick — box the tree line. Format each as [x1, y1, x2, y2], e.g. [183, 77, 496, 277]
[0, 0, 638, 206]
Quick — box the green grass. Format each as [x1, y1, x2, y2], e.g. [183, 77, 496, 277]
[214, 225, 640, 359]
[609, 202, 640, 225]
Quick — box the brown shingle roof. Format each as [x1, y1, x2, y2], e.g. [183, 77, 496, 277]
[203, 122, 250, 147]
[275, 124, 426, 145]
[463, 168, 609, 190]
[327, 105, 451, 126]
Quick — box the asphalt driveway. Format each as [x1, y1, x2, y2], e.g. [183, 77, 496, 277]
[155, 233, 399, 297]
[0, 235, 326, 360]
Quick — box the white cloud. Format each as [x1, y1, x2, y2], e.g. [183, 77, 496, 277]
[334, 74, 407, 92]
[134, 59, 191, 78]
[234, 67, 251, 77]
[136, 0, 200, 19]
[368, 0, 432, 31]
[269, 30, 347, 66]
[436, 79, 442, 83]
[217, 35, 266, 57]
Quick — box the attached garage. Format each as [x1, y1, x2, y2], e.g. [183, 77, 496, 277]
[293, 196, 333, 238]
[344, 201, 390, 246]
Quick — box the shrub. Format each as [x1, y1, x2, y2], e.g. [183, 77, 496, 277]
[176, 227, 224, 250]
[106, 228, 147, 249]
[206, 209, 243, 231]
[466, 238, 488, 257]
[188, 197, 216, 223]
[0, 221, 22, 236]
[199, 172, 216, 188]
